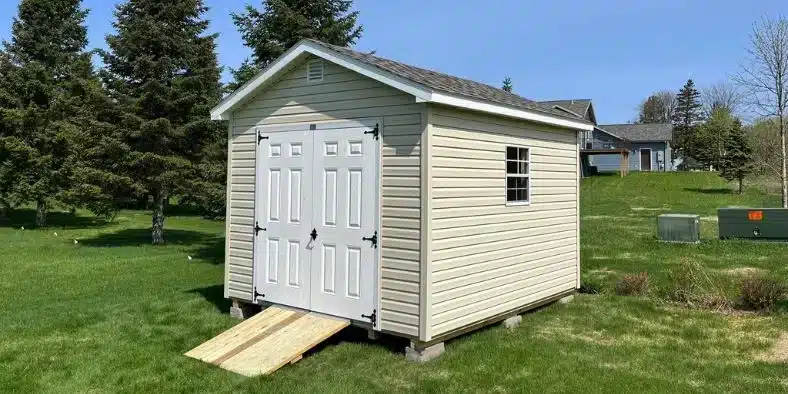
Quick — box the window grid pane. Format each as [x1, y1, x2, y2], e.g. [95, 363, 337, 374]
[505, 146, 531, 203]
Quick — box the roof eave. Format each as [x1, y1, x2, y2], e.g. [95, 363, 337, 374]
[422, 93, 594, 131]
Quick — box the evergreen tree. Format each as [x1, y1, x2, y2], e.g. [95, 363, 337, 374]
[671, 79, 704, 168]
[100, 0, 223, 244]
[0, 0, 93, 226]
[693, 107, 738, 170]
[718, 117, 753, 194]
[501, 77, 513, 93]
[228, 0, 363, 90]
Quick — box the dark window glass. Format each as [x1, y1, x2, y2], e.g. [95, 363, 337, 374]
[507, 147, 518, 160]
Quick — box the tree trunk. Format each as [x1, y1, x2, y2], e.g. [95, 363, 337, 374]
[738, 176, 744, 194]
[35, 199, 47, 227]
[781, 114, 788, 208]
[152, 192, 165, 245]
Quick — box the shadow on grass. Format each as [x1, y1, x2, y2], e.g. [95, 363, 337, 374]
[190, 236, 225, 265]
[81, 228, 216, 247]
[0, 209, 107, 229]
[187, 285, 231, 314]
[684, 187, 733, 195]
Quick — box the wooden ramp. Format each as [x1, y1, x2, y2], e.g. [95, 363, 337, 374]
[185, 306, 349, 377]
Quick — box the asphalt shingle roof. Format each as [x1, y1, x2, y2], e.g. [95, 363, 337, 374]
[307, 40, 590, 124]
[539, 99, 592, 119]
[598, 123, 673, 142]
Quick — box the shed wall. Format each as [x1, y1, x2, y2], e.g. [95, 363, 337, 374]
[427, 105, 580, 338]
[225, 56, 423, 337]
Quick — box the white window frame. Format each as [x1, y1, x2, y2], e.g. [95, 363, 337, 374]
[505, 145, 531, 206]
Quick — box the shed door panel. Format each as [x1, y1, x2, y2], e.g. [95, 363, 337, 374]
[310, 127, 378, 321]
[253, 130, 313, 309]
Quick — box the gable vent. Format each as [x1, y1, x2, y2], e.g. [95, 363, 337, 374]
[306, 59, 324, 82]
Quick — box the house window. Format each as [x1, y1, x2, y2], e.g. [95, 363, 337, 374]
[506, 146, 530, 204]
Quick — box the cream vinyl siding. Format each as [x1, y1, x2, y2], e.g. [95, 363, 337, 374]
[225, 56, 423, 337]
[427, 105, 579, 337]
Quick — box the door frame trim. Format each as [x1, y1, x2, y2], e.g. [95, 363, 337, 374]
[252, 119, 382, 330]
[639, 148, 652, 171]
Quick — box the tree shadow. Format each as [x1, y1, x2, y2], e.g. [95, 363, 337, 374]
[0, 209, 107, 229]
[186, 285, 231, 314]
[684, 187, 733, 195]
[80, 228, 215, 247]
[190, 236, 225, 265]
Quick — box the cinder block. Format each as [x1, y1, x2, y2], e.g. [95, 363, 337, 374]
[501, 314, 522, 329]
[230, 299, 256, 320]
[558, 295, 575, 304]
[405, 342, 445, 363]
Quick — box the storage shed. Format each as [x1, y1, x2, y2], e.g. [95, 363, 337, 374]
[210, 39, 593, 354]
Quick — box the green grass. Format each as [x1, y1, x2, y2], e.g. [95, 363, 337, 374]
[2, 173, 788, 392]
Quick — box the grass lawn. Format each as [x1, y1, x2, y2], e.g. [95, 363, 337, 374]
[2, 172, 788, 392]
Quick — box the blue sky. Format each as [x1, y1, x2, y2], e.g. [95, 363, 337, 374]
[0, 0, 784, 123]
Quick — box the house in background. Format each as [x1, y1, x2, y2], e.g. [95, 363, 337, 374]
[588, 123, 674, 172]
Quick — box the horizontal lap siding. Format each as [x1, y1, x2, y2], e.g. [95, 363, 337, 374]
[226, 57, 422, 337]
[428, 106, 579, 337]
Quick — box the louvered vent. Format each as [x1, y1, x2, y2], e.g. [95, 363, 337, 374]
[307, 59, 324, 82]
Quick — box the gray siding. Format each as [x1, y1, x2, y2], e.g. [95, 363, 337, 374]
[426, 105, 580, 338]
[591, 141, 672, 172]
[225, 56, 423, 337]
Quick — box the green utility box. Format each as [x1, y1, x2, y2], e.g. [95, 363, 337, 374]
[718, 208, 788, 240]
[658, 214, 701, 243]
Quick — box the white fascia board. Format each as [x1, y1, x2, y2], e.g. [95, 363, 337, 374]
[427, 92, 595, 131]
[210, 40, 432, 120]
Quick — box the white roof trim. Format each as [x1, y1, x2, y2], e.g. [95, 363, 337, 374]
[424, 93, 594, 131]
[210, 40, 594, 131]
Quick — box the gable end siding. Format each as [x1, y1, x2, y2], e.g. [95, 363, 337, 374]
[225, 57, 423, 337]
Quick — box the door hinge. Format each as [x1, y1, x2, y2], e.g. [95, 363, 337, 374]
[362, 230, 378, 248]
[361, 309, 377, 325]
[363, 123, 380, 140]
[254, 289, 265, 300]
[257, 131, 269, 144]
[254, 221, 266, 235]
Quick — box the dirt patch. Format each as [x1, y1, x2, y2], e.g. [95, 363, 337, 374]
[757, 332, 788, 363]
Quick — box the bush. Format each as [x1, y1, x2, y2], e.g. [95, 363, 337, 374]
[739, 275, 785, 311]
[615, 272, 649, 296]
[662, 259, 732, 311]
[579, 274, 605, 294]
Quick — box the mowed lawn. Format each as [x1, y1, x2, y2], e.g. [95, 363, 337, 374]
[2, 172, 788, 392]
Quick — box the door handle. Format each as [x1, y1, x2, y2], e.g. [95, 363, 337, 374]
[310, 228, 318, 241]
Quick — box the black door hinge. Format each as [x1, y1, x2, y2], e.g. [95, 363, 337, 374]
[362, 231, 378, 248]
[257, 131, 269, 144]
[254, 221, 266, 235]
[254, 289, 265, 299]
[361, 309, 377, 325]
[363, 123, 380, 140]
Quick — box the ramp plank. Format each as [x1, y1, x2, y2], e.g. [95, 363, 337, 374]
[219, 313, 350, 377]
[185, 306, 303, 364]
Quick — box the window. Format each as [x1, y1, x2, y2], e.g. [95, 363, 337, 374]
[506, 146, 530, 204]
[306, 59, 324, 82]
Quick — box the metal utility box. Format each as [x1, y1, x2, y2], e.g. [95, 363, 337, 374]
[658, 214, 701, 243]
[718, 208, 788, 240]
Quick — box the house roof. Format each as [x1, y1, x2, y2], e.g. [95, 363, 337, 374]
[597, 123, 673, 142]
[539, 99, 591, 118]
[210, 40, 594, 131]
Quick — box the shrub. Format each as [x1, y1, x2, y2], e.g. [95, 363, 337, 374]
[739, 275, 785, 311]
[615, 272, 649, 296]
[579, 274, 605, 294]
[662, 259, 732, 311]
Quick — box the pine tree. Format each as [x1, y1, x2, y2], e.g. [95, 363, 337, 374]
[672, 79, 704, 168]
[718, 117, 753, 194]
[501, 77, 513, 93]
[694, 107, 737, 170]
[100, 0, 223, 244]
[0, 0, 93, 226]
[228, 0, 363, 90]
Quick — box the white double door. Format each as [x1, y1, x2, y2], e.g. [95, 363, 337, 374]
[253, 123, 378, 323]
